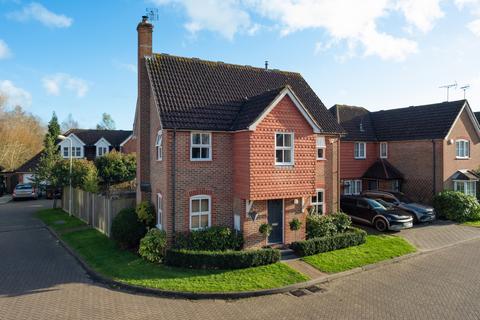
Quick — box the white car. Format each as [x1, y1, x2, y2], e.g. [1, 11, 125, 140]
[12, 183, 38, 200]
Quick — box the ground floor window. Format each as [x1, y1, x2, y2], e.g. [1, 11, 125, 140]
[311, 189, 325, 214]
[454, 180, 477, 197]
[344, 180, 362, 195]
[391, 180, 400, 192]
[157, 193, 163, 230]
[190, 195, 211, 230]
[367, 180, 378, 191]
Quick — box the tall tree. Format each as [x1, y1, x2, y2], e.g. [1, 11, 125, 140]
[0, 105, 45, 171]
[35, 112, 62, 208]
[96, 113, 116, 130]
[61, 113, 79, 133]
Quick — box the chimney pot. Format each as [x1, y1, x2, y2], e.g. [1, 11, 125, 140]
[142, 15, 148, 23]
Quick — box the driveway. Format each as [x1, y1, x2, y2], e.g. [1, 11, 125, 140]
[1, 200, 480, 319]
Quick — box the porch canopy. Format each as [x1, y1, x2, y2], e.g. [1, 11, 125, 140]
[451, 170, 480, 181]
[362, 159, 404, 180]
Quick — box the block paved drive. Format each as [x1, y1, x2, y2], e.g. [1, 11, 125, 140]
[1, 200, 480, 320]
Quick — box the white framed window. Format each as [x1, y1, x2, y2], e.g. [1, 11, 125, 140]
[190, 195, 211, 230]
[191, 132, 212, 161]
[74, 147, 81, 157]
[97, 146, 108, 157]
[156, 131, 163, 161]
[316, 136, 326, 160]
[275, 132, 294, 165]
[391, 180, 400, 192]
[311, 189, 325, 214]
[380, 142, 388, 158]
[63, 147, 69, 157]
[344, 180, 362, 195]
[354, 142, 366, 159]
[455, 139, 470, 159]
[157, 193, 163, 230]
[454, 180, 477, 197]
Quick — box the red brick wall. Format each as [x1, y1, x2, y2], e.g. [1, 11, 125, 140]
[340, 141, 378, 179]
[232, 131, 251, 199]
[121, 136, 136, 154]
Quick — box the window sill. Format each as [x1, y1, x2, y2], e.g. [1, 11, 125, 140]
[316, 158, 327, 161]
[190, 158, 212, 162]
[156, 224, 163, 230]
[455, 157, 470, 160]
[354, 157, 366, 160]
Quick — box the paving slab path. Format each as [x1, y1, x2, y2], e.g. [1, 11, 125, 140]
[1, 200, 480, 320]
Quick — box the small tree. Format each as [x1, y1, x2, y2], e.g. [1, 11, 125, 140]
[96, 113, 116, 130]
[35, 112, 62, 208]
[95, 151, 136, 195]
[71, 159, 99, 193]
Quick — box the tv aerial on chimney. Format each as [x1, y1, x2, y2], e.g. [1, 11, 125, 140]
[439, 81, 457, 102]
[145, 8, 159, 21]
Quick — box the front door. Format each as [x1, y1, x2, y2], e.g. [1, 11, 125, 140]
[267, 199, 283, 244]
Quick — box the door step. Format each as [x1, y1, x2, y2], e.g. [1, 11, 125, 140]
[280, 248, 298, 261]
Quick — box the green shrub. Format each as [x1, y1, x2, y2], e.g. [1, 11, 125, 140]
[433, 191, 480, 222]
[306, 212, 352, 239]
[165, 248, 280, 269]
[289, 218, 302, 231]
[111, 208, 147, 249]
[259, 223, 272, 237]
[136, 201, 155, 228]
[174, 226, 243, 251]
[139, 228, 167, 263]
[290, 228, 367, 257]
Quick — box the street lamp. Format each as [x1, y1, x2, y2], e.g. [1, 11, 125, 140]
[58, 135, 73, 216]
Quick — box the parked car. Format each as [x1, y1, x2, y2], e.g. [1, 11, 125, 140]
[12, 183, 38, 200]
[340, 195, 413, 232]
[45, 185, 62, 199]
[361, 190, 436, 223]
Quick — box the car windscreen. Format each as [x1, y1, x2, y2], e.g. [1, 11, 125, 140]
[366, 198, 386, 210]
[15, 184, 32, 190]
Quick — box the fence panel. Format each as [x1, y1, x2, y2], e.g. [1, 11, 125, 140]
[62, 187, 135, 236]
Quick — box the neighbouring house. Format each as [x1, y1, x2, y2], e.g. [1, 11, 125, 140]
[14, 129, 135, 186]
[134, 16, 345, 248]
[330, 100, 480, 203]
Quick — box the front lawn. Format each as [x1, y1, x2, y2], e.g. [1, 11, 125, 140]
[36, 209, 308, 293]
[36, 208, 87, 232]
[463, 221, 480, 227]
[303, 235, 416, 273]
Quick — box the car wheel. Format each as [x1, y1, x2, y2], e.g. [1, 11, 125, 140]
[374, 218, 388, 232]
[410, 214, 419, 224]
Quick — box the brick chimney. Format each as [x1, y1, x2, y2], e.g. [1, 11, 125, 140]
[136, 16, 153, 202]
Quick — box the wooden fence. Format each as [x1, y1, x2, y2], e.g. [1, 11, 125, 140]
[62, 187, 136, 236]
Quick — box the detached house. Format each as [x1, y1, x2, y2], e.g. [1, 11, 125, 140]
[15, 129, 134, 184]
[330, 100, 480, 203]
[134, 16, 344, 248]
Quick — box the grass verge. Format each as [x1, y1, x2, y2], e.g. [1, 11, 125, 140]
[36, 209, 308, 293]
[36, 208, 87, 232]
[463, 221, 480, 228]
[303, 235, 416, 273]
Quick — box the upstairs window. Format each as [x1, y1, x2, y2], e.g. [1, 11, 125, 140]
[190, 195, 211, 230]
[316, 136, 326, 160]
[380, 142, 388, 158]
[456, 139, 470, 159]
[275, 133, 294, 165]
[354, 142, 366, 159]
[97, 146, 108, 157]
[191, 132, 211, 161]
[156, 131, 163, 161]
[311, 189, 325, 214]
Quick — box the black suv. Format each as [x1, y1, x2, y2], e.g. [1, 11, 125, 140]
[340, 195, 413, 232]
[361, 190, 435, 223]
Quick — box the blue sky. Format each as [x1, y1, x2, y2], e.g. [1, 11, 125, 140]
[1, 0, 480, 130]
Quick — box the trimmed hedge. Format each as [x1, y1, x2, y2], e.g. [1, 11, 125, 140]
[165, 248, 280, 269]
[433, 191, 480, 222]
[174, 226, 243, 251]
[306, 212, 352, 239]
[290, 228, 367, 257]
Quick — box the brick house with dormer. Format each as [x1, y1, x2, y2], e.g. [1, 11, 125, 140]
[330, 100, 480, 203]
[134, 16, 344, 248]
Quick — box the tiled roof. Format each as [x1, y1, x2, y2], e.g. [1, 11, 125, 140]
[64, 129, 132, 146]
[16, 151, 44, 173]
[145, 54, 344, 133]
[362, 159, 404, 180]
[330, 105, 377, 141]
[475, 112, 480, 123]
[331, 100, 467, 141]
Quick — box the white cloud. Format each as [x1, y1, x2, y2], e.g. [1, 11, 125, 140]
[396, 0, 444, 33]
[112, 60, 137, 73]
[0, 80, 32, 107]
[0, 40, 11, 59]
[7, 2, 73, 28]
[468, 19, 480, 35]
[42, 73, 89, 97]
[152, 0, 452, 61]
[151, 0, 251, 40]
